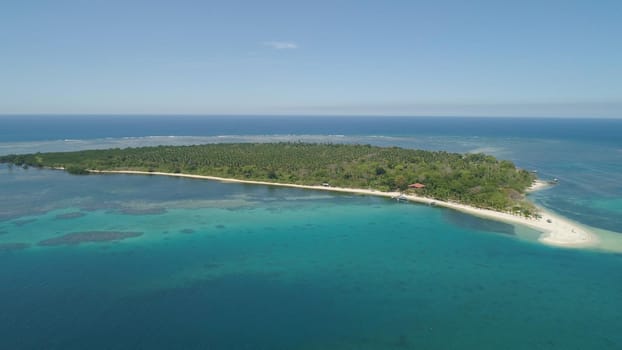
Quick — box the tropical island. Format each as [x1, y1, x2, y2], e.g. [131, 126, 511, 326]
[0, 143, 598, 248]
[2, 143, 536, 212]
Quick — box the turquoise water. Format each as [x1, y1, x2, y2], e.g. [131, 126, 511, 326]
[3, 117, 622, 232]
[1, 166, 622, 349]
[1, 116, 622, 349]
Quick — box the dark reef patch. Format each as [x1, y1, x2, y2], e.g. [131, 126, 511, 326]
[0, 231, 8, 235]
[215, 224, 226, 229]
[55, 212, 86, 220]
[180, 229, 195, 234]
[37, 231, 143, 246]
[0, 243, 30, 251]
[80, 203, 111, 212]
[119, 207, 167, 215]
[12, 219, 37, 227]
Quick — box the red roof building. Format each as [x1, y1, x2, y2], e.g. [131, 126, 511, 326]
[408, 183, 425, 189]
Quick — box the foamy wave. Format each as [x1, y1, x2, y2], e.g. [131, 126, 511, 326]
[468, 147, 504, 154]
[0, 134, 516, 158]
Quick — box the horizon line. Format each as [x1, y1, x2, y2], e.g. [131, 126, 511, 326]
[1, 113, 621, 119]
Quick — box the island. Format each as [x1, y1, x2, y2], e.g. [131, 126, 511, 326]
[0, 143, 597, 248]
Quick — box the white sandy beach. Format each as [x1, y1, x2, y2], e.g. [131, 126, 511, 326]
[526, 179, 552, 192]
[91, 170, 599, 249]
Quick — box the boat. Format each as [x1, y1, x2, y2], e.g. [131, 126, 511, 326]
[393, 194, 409, 202]
[547, 178, 559, 185]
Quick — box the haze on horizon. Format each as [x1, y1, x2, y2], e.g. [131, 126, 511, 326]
[1, 0, 620, 118]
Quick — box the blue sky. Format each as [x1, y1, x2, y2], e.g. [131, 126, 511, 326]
[1, 0, 620, 117]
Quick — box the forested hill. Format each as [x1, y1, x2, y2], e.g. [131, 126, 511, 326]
[1, 143, 536, 215]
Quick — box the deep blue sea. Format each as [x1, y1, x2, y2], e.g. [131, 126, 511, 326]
[1, 116, 621, 349]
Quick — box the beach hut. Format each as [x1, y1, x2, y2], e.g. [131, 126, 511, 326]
[408, 183, 425, 189]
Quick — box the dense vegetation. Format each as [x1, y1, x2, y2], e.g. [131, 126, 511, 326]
[1, 143, 536, 215]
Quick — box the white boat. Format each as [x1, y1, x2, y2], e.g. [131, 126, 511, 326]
[396, 195, 408, 202]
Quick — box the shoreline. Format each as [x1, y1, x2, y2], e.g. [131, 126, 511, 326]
[89, 170, 599, 249]
[526, 179, 552, 192]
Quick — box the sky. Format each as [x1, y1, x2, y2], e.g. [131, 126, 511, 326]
[0, 0, 621, 117]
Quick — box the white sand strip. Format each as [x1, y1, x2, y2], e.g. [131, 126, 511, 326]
[90, 170, 599, 248]
[526, 179, 552, 192]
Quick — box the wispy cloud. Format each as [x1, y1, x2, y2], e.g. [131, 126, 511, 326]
[263, 41, 298, 49]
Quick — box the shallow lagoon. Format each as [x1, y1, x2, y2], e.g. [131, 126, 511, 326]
[1, 167, 621, 349]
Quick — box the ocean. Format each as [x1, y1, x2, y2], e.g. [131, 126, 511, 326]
[1, 115, 621, 349]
